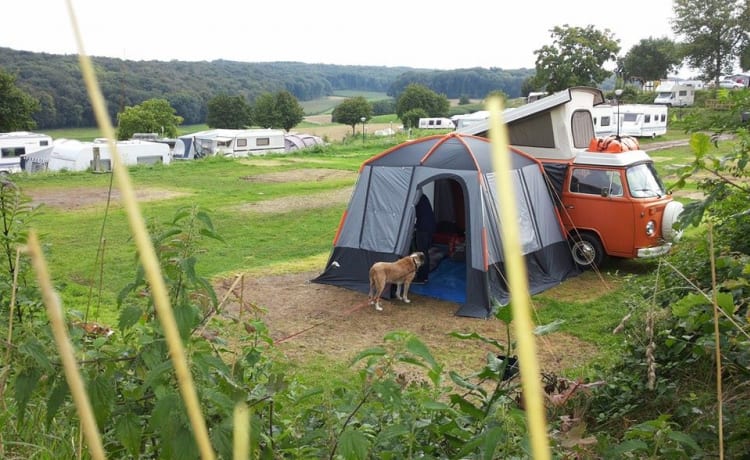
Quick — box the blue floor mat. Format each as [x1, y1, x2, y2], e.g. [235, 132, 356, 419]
[409, 257, 466, 303]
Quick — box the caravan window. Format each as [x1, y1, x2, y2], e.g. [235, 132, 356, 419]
[600, 116, 611, 127]
[571, 110, 595, 148]
[661, 114, 666, 122]
[256, 137, 270, 146]
[236, 138, 248, 147]
[1, 147, 25, 157]
[644, 115, 651, 123]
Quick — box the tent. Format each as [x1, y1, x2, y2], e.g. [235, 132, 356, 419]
[312, 133, 579, 318]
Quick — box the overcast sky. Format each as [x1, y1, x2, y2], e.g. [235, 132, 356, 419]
[2, 0, 683, 73]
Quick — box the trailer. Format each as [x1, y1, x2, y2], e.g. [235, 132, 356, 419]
[46, 139, 171, 172]
[592, 105, 616, 136]
[0, 131, 52, 174]
[615, 104, 668, 138]
[172, 129, 286, 159]
[417, 118, 455, 130]
[653, 81, 694, 107]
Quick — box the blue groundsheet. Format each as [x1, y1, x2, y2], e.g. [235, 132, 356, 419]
[409, 257, 466, 304]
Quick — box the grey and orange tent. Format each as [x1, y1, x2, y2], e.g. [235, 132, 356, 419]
[312, 133, 578, 318]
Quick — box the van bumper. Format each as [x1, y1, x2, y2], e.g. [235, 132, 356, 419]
[637, 243, 672, 258]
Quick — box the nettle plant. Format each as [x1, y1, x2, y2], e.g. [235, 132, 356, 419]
[2, 204, 286, 458]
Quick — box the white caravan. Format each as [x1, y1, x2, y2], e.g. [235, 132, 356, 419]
[417, 118, 455, 130]
[592, 105, 616, 137]
[47, 139, 171, 172]
[615, 104, 668, 138]
[452, 111, 490, 130]
[653, 81, 694, 107]
[172, 129, 286, 159]
[0, 131, 53, 174]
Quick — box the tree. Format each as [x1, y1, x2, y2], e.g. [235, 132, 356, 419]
[532, 25, 620, 92]
[206, 94, 252, 129]
[274, 91, 305, 132]
[332, 96, 373, 135]
[116, 98, 183, 140]
[0, 69, 40, 132]
[253, 93, 277, 129]
[395, 83, 449, 122]
[621, 37, 683, 83]
[672, 0, 750, 84]
[401, 108, 428, 130]
[253, 91, 305, 132]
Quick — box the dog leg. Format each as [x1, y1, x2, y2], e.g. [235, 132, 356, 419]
[394, 283, 403, 300]
[374, 281, 385, 311]
[402, 280, 412, 303]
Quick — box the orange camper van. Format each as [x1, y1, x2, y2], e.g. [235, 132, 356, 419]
[456, 86, 683, 269]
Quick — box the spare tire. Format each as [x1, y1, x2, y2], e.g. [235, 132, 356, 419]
[662, 201, 684, 242]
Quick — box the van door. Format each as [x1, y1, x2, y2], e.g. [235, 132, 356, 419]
[563, 167, 635, 257]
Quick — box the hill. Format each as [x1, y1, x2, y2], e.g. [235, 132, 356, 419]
[0, 47, 534, 129]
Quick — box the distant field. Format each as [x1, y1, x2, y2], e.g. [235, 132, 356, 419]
[301, 91, 391, 115]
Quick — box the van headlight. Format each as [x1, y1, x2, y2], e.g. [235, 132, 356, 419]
[646, 220, 656, 236]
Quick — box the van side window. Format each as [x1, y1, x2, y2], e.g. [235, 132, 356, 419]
[571, 168, 623, 196]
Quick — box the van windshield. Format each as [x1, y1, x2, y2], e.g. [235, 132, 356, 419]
[626, 163, 666, 198]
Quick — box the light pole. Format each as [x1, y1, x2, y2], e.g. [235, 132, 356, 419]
[360, 117, 366, 145]
[614, 89, 623, 139]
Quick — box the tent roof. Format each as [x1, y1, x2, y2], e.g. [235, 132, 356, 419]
[362, 132, 539, 172]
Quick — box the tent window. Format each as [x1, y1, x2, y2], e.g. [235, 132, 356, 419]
[508, 112, 554, 148]
[571, 110, 595, 148]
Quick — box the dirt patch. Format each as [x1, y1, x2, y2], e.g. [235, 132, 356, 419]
[240, 168, 356, 184]
[27, 186, 191, 211]
[216, 272, 598, 376]
[235, 187, 353, 214]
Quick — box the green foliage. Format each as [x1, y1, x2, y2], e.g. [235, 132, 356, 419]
[206, 94, 252, 129]
[0, 178, 39, 321]
[621, 37, 683, 82]
[532, 25, 620, 92]
[252, 90, 305, 131]
[2, 205, 287, 458]
[672, 0, 750, 83]
[0, 68, 40, 131]
[331, 96, 372, 135]
[387, 67, 535, 100]
[401, 108, 428, 130]
[395, 83, 450, 121]
[116, 98, 183, 140]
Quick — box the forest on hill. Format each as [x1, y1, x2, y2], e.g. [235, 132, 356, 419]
[0, 47, 534, 129]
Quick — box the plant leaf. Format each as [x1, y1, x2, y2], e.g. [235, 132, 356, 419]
[115, 413, 143, 457]
[338, 429, 369, 460]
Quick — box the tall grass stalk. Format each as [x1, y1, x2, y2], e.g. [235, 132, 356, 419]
[708, 223, 725, 459]
[65, 1, 215, 458]
[487, 96, 550, 459]
[27, 231, 105, 460]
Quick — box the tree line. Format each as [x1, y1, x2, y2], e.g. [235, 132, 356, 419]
[0, 47, 532, 130]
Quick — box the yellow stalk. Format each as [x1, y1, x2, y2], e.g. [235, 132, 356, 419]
[233, 403, 250, 460]
[708, 223, 724, 459]
[27, 232, 106, 460]
[64, 1, 215, 458]
[487, 96, 550, 459]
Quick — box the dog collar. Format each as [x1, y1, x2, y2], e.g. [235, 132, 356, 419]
[411, 256, 419, 271]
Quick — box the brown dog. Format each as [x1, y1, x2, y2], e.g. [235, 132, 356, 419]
[368, 252, 425, 311]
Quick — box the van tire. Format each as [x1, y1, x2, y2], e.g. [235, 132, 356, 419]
[570, 233, 605, 269]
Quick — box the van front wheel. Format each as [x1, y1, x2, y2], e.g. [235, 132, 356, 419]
[570, 233, 604, 269]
